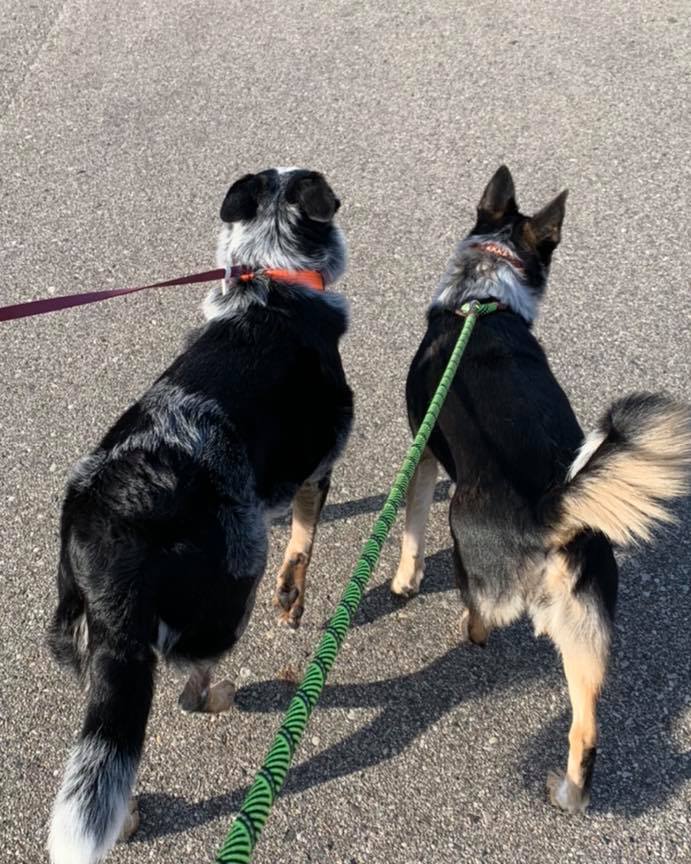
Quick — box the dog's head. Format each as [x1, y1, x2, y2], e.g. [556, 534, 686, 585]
[436, 166, 568, 322]
[215, 168, 346, 286]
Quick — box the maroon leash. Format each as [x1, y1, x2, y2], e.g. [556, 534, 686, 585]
[0, 267, 226, 323]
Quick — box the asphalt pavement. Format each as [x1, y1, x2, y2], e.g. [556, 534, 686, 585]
[1, 2, 689, 862]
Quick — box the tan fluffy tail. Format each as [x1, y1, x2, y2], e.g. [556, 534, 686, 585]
[554, 393, 691, 546]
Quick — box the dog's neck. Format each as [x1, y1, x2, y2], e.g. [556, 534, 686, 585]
[204, 218, 348, 323]
[215, 217, 347, 286]
[432, 237, 539, 323]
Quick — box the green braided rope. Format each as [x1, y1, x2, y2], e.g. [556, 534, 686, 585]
[216, 300, 499, 863]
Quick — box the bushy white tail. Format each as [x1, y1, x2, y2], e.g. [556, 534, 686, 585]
[556, 393, 691, 546]
[48, 645, 154, 864]
[48, 736, 136, 864]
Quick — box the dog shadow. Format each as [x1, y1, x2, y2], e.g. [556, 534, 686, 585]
[352, 546, 455, 627]
[137, 498, 690, 839]
[274, 480, 453, 526]
[136, 626, 552, 843]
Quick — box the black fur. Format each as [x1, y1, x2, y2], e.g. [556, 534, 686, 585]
[285, 170, 341, 222]
[48, 167, 351, 863]
[408, 303, 622, 617]
[219, 172, 265, 222]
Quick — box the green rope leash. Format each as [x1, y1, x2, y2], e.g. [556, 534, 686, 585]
[216, 300, 500, 864]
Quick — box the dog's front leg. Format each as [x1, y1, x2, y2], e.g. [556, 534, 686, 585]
[273, 474, 331, 629]
[391, 449, 438, 597]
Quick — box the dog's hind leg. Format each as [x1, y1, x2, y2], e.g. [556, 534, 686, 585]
[273, 474, 331, 629]
[178, 663, 235, 714]
[459, 606, 490, 646]
[546, 641, 604, 814]
[534, 545, 614, 814]
[391, 449, 438, 597]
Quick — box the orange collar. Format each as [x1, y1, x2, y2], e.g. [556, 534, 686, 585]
[229, 265, 325, 293]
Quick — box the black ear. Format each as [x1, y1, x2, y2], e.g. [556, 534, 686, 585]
[530, 190, 568, 246]
[220, 173, 265, 223]
[478, 165, 517, 220]
[285, 171, 340, 222]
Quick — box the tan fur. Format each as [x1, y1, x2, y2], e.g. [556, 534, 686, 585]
[530, 552, 610, 669]
[391, 449, 438, 596]
[273, 478, 329, 627]
[557, 402, 691, 546]
[563, 652, 601, 786]
[530, 551, 608, 812]
[459, 607, 490, 645]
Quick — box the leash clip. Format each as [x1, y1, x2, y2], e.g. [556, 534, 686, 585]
[456, 300, 481, 318]
[222, 264, 232, 295]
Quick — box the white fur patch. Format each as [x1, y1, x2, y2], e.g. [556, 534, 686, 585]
[476, 591, 525, 628]
[433, 233, 538, 322]
[155, 619, 179, 655]
[48, 737, 134, 864]
[567, 430, 607, 481]
[555, 775, 572, 807]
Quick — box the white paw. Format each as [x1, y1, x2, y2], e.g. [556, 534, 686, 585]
[391, 567, 423, 597]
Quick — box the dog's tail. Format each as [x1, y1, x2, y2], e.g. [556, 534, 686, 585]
[48, 643, 155, 864]
[551, 393, 691, 547]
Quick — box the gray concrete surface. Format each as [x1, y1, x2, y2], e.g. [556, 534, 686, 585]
[1, 1, 690, 862]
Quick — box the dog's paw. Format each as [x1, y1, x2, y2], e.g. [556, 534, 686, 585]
[204, 679, 235, 713]
[546, 771, 589, 814]
[275, 599, 304, 630]
[178, 683, 207, 713]
[390, 567, 423, 598]
[273, 555, 307, 629]
[458, 608, 489, 646]
[118, 797, 140, 843]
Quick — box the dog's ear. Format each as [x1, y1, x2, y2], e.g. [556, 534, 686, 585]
[285, 171, 340, 222]
[478, 165, 517, 221]
[220, 173, 265, 223]
[528, 190, 568, 247]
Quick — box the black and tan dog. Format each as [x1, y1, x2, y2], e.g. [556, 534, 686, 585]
[392, 166, 691, 814]
[47, 168, 353, 864]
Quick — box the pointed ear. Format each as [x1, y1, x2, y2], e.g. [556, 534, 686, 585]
[529, 190, 568, 246]
[285, 171, 340, 222]
[478, 165, 517, 220]
[220, 173, 265, 223]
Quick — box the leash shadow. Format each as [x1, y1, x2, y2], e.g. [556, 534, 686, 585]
[138, 622, 556, 842]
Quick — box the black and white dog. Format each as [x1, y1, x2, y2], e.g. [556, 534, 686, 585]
[392, 166, 691, 813]
[47, 168, 353, 864]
